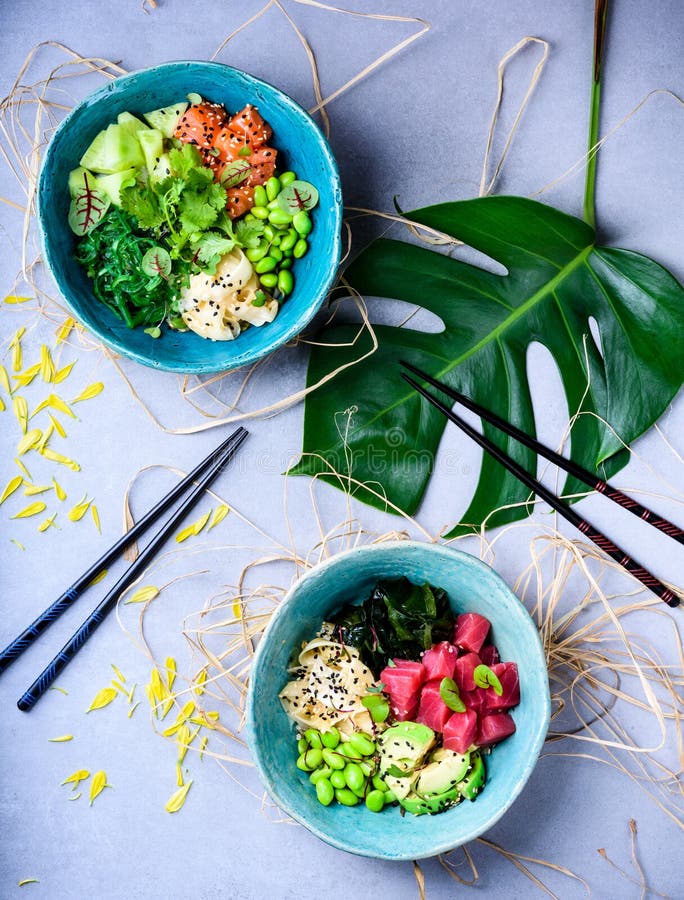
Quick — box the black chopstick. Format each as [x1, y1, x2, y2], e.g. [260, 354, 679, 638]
[400, 360, 684, 546]
[0, 428, 246, 677]
[400, 369, 679, 608]
[17, 428, 248, 711]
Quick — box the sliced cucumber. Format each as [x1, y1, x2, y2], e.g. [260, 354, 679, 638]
[137, 128, 164, 174]
[97, 168, 138, 205]
[103, 124, 145, 172]
[117, 111, 149, 135]
[79, 129, 109, 173]
[150, 152, 172, 183]
[186, 92, 202, 105]
[142, 101, 188, 139]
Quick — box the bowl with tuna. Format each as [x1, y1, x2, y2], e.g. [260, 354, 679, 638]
[246, 541, 551, 860]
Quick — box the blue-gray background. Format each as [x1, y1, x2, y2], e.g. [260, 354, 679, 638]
[1, 2, 682, 898]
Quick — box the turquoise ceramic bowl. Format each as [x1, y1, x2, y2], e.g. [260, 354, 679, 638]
[37, 61, 342, 373]
[246, 541, 550, 860]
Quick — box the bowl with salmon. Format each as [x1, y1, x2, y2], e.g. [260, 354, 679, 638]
[37, 61, 343, 373]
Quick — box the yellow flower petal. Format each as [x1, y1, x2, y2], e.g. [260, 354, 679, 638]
[208, 504, 230, 529]
[67, 792, 81, 801]
[165, 780, 192, 813]
[166, 657, 177, 691]
[192, 510, 211, 535]
[194, 668, 208, 696]
[72, 382, 104, 404]
[15, 457, 31, 479]
[38, 514, 58, 533]
[0, 396, 4, 412]
[24, 483, 51, 496]
[11, 501, 47, 519]
[4, 295, 31, 304]
[68, 496, 91, 522]
[48, 413, 67, 438]
[18, 878, 40, 886]
[86, 687, 117, 712]
[13, 395, 28, 433]
[52, 477, 67, 501]
[10, 539, 26, 550]
[124, 585, 159, 605]
[32, 394, 76, 418]
[40, 345, 55, 382]
[111, 664, 126, 683]
[17, 429, 43, 455]
[0, 475, 23, 504]
[89, 771, 109, 805]
[56, 317, 74, 344]
[12, 341, 22, 372]
[53, 363, 75, 385]
[61, 769, 90, 786]
[48, 735, 73, 742]
[0, 364, 11, 393]
[41, 448, 80, 471]
[12, 364, 41, 388]
[91, 503, 101, 533]
[199, 735, 208, 760]
[127, 701, 141, 718]
[88, 569, 107, 586]
[176, 763, 184, 787]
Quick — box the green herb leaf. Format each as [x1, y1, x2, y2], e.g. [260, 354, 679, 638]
[120, 183, 164, 230]
[141, 246, 172, 279]
[361, 693, 390, 723]
[237, 145, 252, 158]
[144, 326, 161, 338]
[68, 176, 110, 236]
[385, 764, 406, 779]
[277, 180, 319, 214]
[473, 664, 503, 696]
[234, 218, 265, 249]
[292, 196, 684, 534]
[193, 233, 235, 273]
[220, 159, 252, 188]
[439, 677, 466, 712]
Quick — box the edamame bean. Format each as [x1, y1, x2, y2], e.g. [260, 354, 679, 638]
[268, 209, 293, 227]
[292, 211, 312, 236]
[277, 269, 294, 296]
[335, 788, 359, 807]
[321, 748, 346, 770]
[338, 743, 359, 759]
[279, 171, 296, 187]
[279, 229, 297, 252]
[316, 779, 334, 806]
[372, 775, 389, 792]
[330, 770, 347, 790]
[251, 205, 269, 220]
[350, 784, 366, 799]
[304, 748, 323, 769]
[266, 176, 282, 201]
[259, 273, 278, 289]
[255, 256, 277, 274]
[359, 760, 374, 777]
[270, 247, 283, 263]
[245, 244, 269, 263]
[279, 257, 293, 269]
[344, 763, 365, 793]
[297, 737, 308, 754]
[253, 185, 268, 207]
[309, 766, 332, 785]
[293, 238, 309, 258]
[321, 728, 340, 749]
[296, 753, 312, 772]
[303, 729, 322, 748]
[349, 733, 375, 756]
[383, 790, 397, 805]
[263, 225, 275, 241]
[267, 199, 279, 210]
[365, 790, 385, 813]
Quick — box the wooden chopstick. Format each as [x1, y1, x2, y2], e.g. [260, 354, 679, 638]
[400, 360, 684, 545]
[0, 428, 247, 677]
[16, 428, 249, 711]
[400, 369, 679, 608]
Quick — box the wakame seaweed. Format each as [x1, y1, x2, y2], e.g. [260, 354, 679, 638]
[331, 577, 454, 671]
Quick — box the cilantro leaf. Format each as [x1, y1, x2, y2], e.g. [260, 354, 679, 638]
[120, 184, 164, 230]
[169, 144, 204, 179]
[234, 217, 265, 249]
[193, 233, 235, 273]
[179, 191, 220, 232]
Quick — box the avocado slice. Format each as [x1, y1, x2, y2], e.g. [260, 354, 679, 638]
[378, 722, 435, 778]
[457, 751, 487, 801]
[399, 748, 471, 816]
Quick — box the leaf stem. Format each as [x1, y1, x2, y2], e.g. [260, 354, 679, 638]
[583, 0, 609, 229]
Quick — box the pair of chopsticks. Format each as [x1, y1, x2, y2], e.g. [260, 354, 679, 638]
[1, 427, 248, 710]
[400, 362, 681, 608]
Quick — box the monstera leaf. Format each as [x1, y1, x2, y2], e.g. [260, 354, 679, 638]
[290, 196, 684, 535]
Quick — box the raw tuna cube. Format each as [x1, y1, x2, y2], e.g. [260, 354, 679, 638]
[381, 663, 425, 721]
[443, 709, 478, 754]
[453, 652, 482, 692]
[391, 659, 426, 675]
[416, 679, 452, 732]
[479, 644, 500, 667]
[485, 662, 520, 711]
[463, 687, 489, 714]
[476, 712, 516, 747]
[422, 641, 458, 681]
[453, 613, 491, 653]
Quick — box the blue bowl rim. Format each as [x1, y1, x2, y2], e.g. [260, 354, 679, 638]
[37, 59, 343, 374]
[245, 540, 552, 860]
